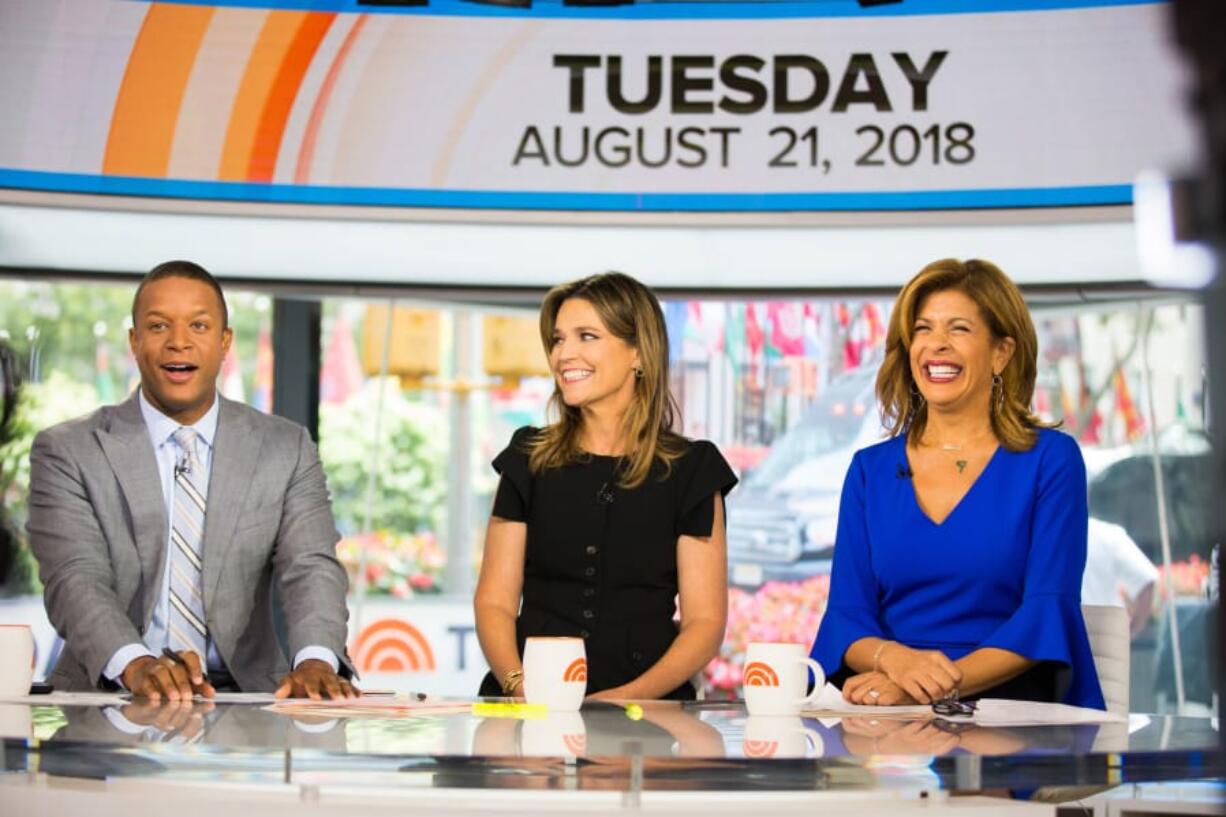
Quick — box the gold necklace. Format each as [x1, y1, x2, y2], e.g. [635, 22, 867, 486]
[927, 433, 989, 474]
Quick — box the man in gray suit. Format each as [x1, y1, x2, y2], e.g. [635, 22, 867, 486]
[28, 261, 357, 700]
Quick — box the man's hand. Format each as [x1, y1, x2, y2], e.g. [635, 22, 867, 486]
[122, 651, 214, 701]
[274, 659, 359, 700]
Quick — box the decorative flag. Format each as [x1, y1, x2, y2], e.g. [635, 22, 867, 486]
[1034, 384, 1051, 419]
[724, 303, 745, 370]
[863, 302, 887, 347]
[1113, 368, 1146, 441]
[745, 302, 766, 390]
[835, 302, 851, 330]
[320, 313, 364, 404]
[695, 302, 726, 358]
[220, 345, 245, 402]
[766, 302, 804, 358]
[663, 301, 687, 365]
[252, 325, 274, 413]
[1059, 381, 1078, 430]
[1079, 380, 1102, 445]
[802, 302, 824, 362]
[745, 303, 765, 359]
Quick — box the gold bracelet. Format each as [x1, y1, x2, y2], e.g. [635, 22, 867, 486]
[872, 640, 892, 674]
[501, 668, 523, 695]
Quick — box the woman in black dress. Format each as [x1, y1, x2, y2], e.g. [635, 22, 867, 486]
[475, 272, 737, 701]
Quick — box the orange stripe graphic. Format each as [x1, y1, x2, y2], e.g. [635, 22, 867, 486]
[295, 14, 369, 184]
[248, 12, 335, 181]
[219, 11, 334, 182]
[103, 4, 215, 177]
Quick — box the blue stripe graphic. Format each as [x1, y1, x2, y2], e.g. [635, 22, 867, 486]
[0, 168, 1132, 211]
[120, 0, 1163, 21]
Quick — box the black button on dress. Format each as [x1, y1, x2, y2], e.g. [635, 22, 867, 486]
[477, 426, 738, 700]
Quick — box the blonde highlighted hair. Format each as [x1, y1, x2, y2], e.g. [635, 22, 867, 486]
[878, 258, 1055, 452]
[527, 272, 685, 488]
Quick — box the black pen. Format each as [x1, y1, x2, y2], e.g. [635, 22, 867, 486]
[162, 647, 211, 686]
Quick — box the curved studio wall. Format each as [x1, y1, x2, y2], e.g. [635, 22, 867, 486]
[0, 0, 1199, 290]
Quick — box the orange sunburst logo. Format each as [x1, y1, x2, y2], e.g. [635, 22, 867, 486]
[743, 661, 780, 687]
[563, 657, 588, 683]
[743, 739, 779, 758]
[563, 733, 587, 755]
[350, 618, 436, 673]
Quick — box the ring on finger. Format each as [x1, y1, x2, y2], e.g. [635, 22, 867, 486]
[868, 689, 881, 699]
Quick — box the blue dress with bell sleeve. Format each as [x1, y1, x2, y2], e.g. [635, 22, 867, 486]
[810, 428, 1106, 710]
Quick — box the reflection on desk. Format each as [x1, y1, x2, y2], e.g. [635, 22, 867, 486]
[0, 695, 1219, 795]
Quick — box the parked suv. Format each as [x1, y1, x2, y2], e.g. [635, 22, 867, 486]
[726, 368, 885, 588]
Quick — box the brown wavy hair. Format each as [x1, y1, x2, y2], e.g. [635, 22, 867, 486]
[877, 258, 1055, 452]
[527, 272, 685, 488]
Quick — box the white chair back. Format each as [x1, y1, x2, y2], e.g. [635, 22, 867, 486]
[1081, 604, 1130, 716]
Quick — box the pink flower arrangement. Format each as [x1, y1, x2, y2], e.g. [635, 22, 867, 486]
[336, 530, 446, 596]
[702, 575, 830, 698]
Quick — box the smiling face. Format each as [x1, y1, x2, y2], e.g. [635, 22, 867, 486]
[129, 276, 232, 425]
[549, 297, 641, 416]
[909, 288, 1015, 418]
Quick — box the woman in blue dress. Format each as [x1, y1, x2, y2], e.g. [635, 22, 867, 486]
[811, 258, 1105, 709]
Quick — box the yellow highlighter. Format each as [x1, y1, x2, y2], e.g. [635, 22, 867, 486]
[471, 701, 549, 719]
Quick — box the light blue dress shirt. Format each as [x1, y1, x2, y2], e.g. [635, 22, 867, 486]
[103, 391, 337, 686]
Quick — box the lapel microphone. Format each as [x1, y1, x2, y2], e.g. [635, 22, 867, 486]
[596, 482, 615, 505]
[896, 462, 913, 479]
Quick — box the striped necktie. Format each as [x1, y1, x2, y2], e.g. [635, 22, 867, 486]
[169, 427, 209, 660]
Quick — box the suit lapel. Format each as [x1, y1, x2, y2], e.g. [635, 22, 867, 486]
[204, 396, 263, 603]
[95, 391, 166, 622]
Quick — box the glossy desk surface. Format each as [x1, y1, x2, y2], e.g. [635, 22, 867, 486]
[1, 696, 1222, 794]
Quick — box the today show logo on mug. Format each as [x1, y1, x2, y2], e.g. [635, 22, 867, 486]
[523, 637, 587, 711]
[742, 642, 824, 716]
[743, 661, 781, 687]
[563, 657, 587, 684]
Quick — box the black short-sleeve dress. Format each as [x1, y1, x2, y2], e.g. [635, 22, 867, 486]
[478, 425, 738, 700]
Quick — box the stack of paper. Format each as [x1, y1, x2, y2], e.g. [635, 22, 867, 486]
[801, 684, 1126, 725]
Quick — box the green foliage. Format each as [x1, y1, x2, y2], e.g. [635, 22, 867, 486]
[0, 279, 272, 401]
[0, 281, 134, 387]
[0, 372, 101, 596]
[319, 378, 447, 537]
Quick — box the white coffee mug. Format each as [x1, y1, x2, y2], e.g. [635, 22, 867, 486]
[742, 642, 824, 716]
[742, 716, 824, 759]
[522, 637, 587, 711]
[520, 711, 587, 757]
[0, 625, 34, 699]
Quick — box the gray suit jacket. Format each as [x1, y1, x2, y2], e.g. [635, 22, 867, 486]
[27, 391, 353, 692]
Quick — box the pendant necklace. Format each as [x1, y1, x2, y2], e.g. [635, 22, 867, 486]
[939, 442, 968, 473]
[929, 426, 990, 475]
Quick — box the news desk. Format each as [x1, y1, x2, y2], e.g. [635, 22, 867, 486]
[0, 697, 1221, 817]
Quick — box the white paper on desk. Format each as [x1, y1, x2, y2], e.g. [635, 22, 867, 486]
[803, 683, 932, 726]
[801, 684, 1125, 727]
[0, 692, 130, 706]
[202, 692, 278, 704]
[972, 699, 1125, 726]
[262, 695, 473, 718]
